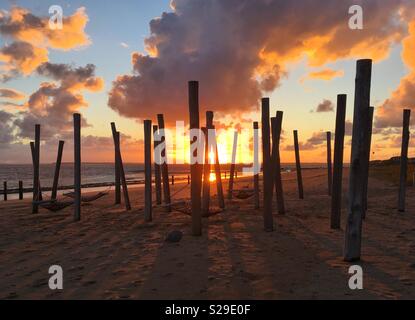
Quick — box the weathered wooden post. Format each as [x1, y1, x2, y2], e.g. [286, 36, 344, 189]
[30, 141, 42, 202]
[228, 131, 238, 199]
[253, 122, 260, 209]
[261, 98, 274, 231]
[73, 113, 81, 222]
[293, 130, 304, 199]
[327, 132, 332, 196]
[331, 94, 347, 229]
[110, 123, 131, 211]
[157, 114, 171, 212]
[188, 81, 202, 236]
[398, 109, 411, 212]
[144, 119, 152, 222]
[153, 125, 162, 205]
[114, 131, 121, 205]
[188, 175, 190, 185]
[272, 111, 285, 214]
[171, 175, 175, 185]
[32, 124, 40, 214]
[213, 126, 225, 209]
[19, 181, 23, 200]
[344, 59, 372, 262]
[201, 127, 210, 215]
[3, 181, 7, 201]
[51, 140, 64, 200]
[362, 106, 374, 218]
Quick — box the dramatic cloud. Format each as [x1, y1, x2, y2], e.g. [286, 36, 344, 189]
[375, 19, 415, 128]
[0, 7, 90, 80]
[13, 62, 104, 140]
[0, 110, 14, 145]
[0, 87, 25, 99]
[109, 0, 413, 122]
[314, 99, 334, 113]
[301, 68, 344, 82]
[284, 131, 328, 151]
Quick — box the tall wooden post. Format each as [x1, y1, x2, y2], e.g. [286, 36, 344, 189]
[201, 127, 210, 215]
[331, 94, 347, 229]
[293, 130, 304, 199]
[228, 131, 238, 199]
[19, 181, 23, 200]
[153, 125, 162, 205]
[272, 111, 285, 214]
[73, 114, 81, 222]
[157, 114, 171, 212]
[362, 106, 374, 217]
[144, 120, 153, 222]
[344, 59, 372, 262]
[30, 141, 42, 202]
[213, 126, 225, 209]
[253, 122, 260, 209]
[398, 109, 411, 212]
[3, 181, 7, 201]
[261, 98, 274, 232]
[327, 132, 332, 196]
[110, 123, 131, 211]
[188, 81, 202, 236]
[114, 132, 121, 205]
[32, 124, 40, 214]
[51, 140, 64, 200]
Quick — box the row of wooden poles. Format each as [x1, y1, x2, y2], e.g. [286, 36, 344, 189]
[22, 59, 411, 263]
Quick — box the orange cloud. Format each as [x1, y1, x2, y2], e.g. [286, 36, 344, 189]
[301, 68, 344, 82]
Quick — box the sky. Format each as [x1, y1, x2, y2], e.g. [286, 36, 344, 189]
[0, 0, 415, 164]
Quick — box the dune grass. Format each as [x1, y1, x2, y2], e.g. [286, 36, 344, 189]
[370, 163, 415, 186]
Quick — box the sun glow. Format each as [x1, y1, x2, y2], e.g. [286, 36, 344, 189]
[209, 172, 216, 182]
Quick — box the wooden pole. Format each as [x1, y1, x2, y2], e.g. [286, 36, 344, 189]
[3, 181, 7, 201]
[114, 131, 121, 204]
[261, 98, 274, 231]
[362, 106, 374, 218]
[144, 119, 153, 222]
[171, 175, 175, 185]
[51, 140, 64, 200]
[327, 132, 332, 196]
[331, 94, 347, 229]
[253, 122, 260, 209]
[19, 180, 23, 200]
[30, 141, 42, 202]
[73, 114, 81, 222]
[32, 124, 40, 214]
[272, 111, 285, 214]
[228, 131, 238, 199]
[293, 130, 304, 199]
[398, 109, 411, 212]
[213, 126, 225, 209]
[188, 81, 202, 236]
[201, 127, 210, 215]
[344, 59, 372, 262]
[110, 123, 131, 211]
[157, 114, 171, 212]
[153, 125, 162, 205]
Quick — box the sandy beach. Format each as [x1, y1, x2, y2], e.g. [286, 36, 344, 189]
[0, 168, 414, 300]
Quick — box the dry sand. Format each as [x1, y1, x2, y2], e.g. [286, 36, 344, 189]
[0, 168, 414, 299]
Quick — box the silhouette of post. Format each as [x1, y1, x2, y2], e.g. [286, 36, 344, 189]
[293, 130, 304, 199]
[188, 81, 202, 236]
[398, 109, 411, 212]
[213, 126, 225, 209]
[228, 131, 238, 199]
[153, 125, 162, 205]
[331, 94, 347, 229]
[362, 106, 374, 218]
[30, 142, 42, 202]
[51, 140, 64, 200]
[144, 119, 153, 222]
[73, 114, 81, 222]
[110, 123, 131, 211]
[157, 114, 171, 212]
[344, 59, 372, 262]
[327, 132, 332, 196]
[32, 124, 40, 214]
[114, 131, 121, 205]
[3, 181, 7, 201]
[272, 111, 285, 214]
[261, 98, 274, 231]
[171, 175, 175, 185]
[253, 122, 260, 209]
[19, 181, 23, 200]
[201, 127, 210, 215]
